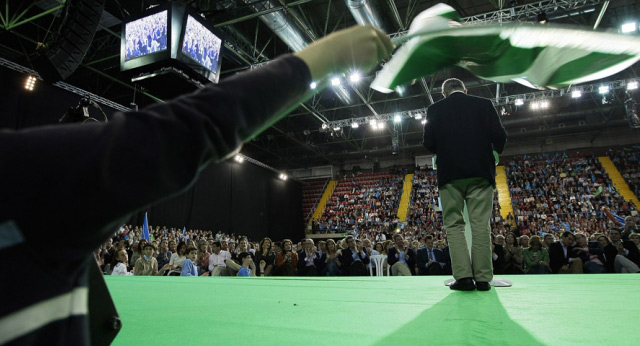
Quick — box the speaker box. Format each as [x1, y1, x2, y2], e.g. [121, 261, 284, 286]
[34, 0, 105, 82]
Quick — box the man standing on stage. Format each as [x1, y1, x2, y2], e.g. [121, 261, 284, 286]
[422, 78, 507, 291]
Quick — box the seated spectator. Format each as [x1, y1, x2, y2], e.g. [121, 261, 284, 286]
[111, 250, 133, 276]
[603, 228, 640, 273]
[237, 252, 262, 277]
[491, 234, 506, 275]
[324, 239, 342, 276]
[255, 237, 275, 276]
[275, 239, 298, 276]
[630, 232, 640, 252]
[340, 235, 370, 276]
[181, 247, 209, 276]
[226, 237, 253, 276]
[542, 233, 555, 251]
[208, 241, 231, 276]
[298, 239, 325, 276]
[523, 236, 551, 274]
[519, 235, 530, 249]
[549, 231, 583, 274]
[196, 240, 211, 276]
[416, 235, 445, 275]
[168, 241, 188, 275]
[102, 239, 115, 273]
[135, 243, 170, 276]
[156, 240, 172, 272]
[503, 232, 524, 274]
[387, 234, 416, 276]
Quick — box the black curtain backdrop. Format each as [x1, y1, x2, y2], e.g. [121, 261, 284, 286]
[1, 67, 304, 242]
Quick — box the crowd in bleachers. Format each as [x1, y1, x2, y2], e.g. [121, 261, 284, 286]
[506, 152, 636, 238]
[311, 172, 404, 234]
[610, 146, 640, 197]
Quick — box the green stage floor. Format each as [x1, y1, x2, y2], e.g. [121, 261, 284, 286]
[106, 274, 640, 345]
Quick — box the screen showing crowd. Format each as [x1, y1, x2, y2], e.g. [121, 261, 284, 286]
[181, 15, 222, 73]
[125, 10, 168, 60]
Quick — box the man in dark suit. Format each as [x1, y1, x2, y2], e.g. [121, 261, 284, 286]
[340, 235, 370, 276]
[604, 228, 640, 273]
[423, 78, 507, 291]
[416, 235, 445, 275]
[387, 234, 417, 276]
[549, 231, 583, 274]
[297, 238, 325, 276]
[492, 240, 506, 275]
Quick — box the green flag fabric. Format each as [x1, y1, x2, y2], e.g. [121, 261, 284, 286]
[371, 4, 640, 93]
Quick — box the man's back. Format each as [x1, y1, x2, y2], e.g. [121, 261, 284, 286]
[423, 92, 506, 187]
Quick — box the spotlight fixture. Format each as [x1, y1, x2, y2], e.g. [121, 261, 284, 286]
[628, 81, 638, 90]
[331, 77, 341, 86]
[322, 123, 328, 129]
[24, 75, 36, 91]
[393, 114, 402, 123]
[279, 173, 288, 181]
[351, 122, 359, 128]
[540, 101, 549, 109]
[333, 126, 341, 131]
[621, 22, 637, 34]
[537, 12, 548, 24]
[234, 155, 244, 163]
[414, 113, 423, 120]
[599, 85, 610, 94]
[531, 102, 540, 110]
[377, 122, 386, 129]
[369, 119, 377, 128]
[572, 90, 582, 98]
[310, 82, 317, 89]
[515, 99, 524, 106]
[421, 119, 427, 125]
[349, 72, 361, 83]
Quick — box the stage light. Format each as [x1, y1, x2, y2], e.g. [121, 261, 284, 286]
[414, 113, 423, 120]
[331, 77, 341, 86]
[377, 122, 385, 129]
[572, 90, 582, 98]
[599, 85, 609, 94]
[395, 85, 406, 96]
[628, 81, 638, 90]
[24, 75, 36, 91]
[393, 114, 402, 123]
[321, 123, 328, 129]
[537, 12, 548, 24]
[530, 102, 540, 110]
[234, 155, 244, 163]
[349, 72, 361, 83]
[515, 99, 524, 106]
[621, 22, 637, 34]
[310, 82, 317, 89]
[421, 119, 427, 125]
[540, 101, 549, 109]
[333, 126, 341, 131]
[351, 122, 359, 128]
[370, 119, 377, 128]
[279, 173, 288, 181]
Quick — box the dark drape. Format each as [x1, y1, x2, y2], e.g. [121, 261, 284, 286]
[1, 67, 304, 242]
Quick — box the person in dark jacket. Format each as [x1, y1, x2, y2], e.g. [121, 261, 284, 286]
[423, 78, 507, 291]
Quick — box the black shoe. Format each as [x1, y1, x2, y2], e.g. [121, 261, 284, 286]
[450, 277, 476, 291]
[475, 281, 491, 291]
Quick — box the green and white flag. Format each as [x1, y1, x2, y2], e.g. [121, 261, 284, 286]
[371, 3, 640, 93]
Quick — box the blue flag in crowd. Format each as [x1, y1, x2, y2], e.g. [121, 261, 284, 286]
[142, 213, 151, 242]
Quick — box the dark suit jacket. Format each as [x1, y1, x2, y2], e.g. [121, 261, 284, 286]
[604, 240, 640, 273]
[387, 247, 417, 275]
[422, 92, 507, 187]
[297, 250, 326, 272]
[416, 247, 445, 270]
[549, 242, 579, 274]
[492, 243, 506, 274]
[340, 248, 370, 273]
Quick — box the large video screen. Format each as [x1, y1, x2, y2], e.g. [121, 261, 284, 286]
[181, 15, 222, 73]
[125, 10, 168, 60]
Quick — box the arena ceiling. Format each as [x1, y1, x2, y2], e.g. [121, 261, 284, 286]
[1, 0, 639, 170]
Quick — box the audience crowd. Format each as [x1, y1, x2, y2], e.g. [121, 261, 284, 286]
[97, 150, 640, 277]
